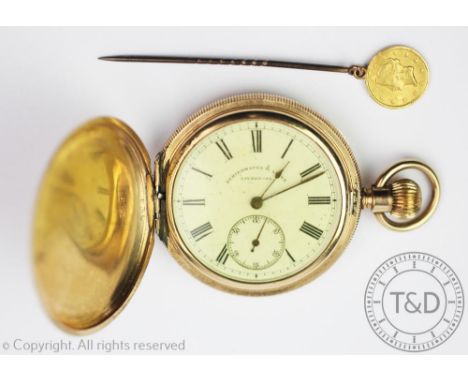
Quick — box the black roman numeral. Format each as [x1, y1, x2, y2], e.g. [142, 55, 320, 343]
[308, 196, 331, 205]
[182, 199, 205, 206]
[216, 139, 233, 160]
[281, 139, 293, 159]
[191, 222, 213, 241]
[192, 167, 213, 178]
[216, 244, 229, 264]
[300, 221, 323, 240]
[300, 163, 321, 178]
[251, 130, 262, 153]
[285, 249, 295, 262]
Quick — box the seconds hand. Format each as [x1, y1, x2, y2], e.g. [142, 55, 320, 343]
[251, 217, 267, 253]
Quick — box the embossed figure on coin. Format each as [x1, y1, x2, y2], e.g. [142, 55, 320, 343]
[365, 46, 428, 108]
[376, 58, 417, 91]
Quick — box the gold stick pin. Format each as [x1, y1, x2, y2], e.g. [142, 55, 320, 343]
[99, 45, 428, 109]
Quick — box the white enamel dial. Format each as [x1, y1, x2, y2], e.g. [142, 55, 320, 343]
[171, 117, 344, 283]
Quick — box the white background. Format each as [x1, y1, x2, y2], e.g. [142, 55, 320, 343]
[0, 27, 467, 354]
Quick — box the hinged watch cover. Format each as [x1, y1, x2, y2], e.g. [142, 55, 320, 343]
[33, 117, 155, 333]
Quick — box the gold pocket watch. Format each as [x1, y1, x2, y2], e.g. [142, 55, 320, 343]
[33, 93, 440, 333]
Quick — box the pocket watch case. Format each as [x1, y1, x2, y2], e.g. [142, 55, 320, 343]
[33, 94, 440, 334]
[33, 117, 155, 333]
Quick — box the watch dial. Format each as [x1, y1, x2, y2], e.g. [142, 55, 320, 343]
[171, 116, 344, 283]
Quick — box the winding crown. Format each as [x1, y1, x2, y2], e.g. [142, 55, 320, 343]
[390, 179, 422, 218]
[362, 178, 422, 219]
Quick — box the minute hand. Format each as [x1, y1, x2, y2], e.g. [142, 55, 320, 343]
[262, 171, 325, 202]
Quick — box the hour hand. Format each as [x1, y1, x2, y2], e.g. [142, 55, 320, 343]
[250, 162, 290, 209]
[259, 161, 290, 198]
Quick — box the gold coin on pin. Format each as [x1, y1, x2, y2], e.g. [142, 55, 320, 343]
[365, 45, 429, 108]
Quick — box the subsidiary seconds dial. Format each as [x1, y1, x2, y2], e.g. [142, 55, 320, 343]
[227, 215, 285, 270]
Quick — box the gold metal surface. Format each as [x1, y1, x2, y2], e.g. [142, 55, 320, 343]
[390, 179, 421, 218]
[362, 160, 440, 231]
[33, 117, 155, 333]
[33, 94, 441, 333]
[361, 186, 393, 213]
[365, 46, 429, 108]
[160, 93, 362, 295]
[99, 45, 428, 109]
